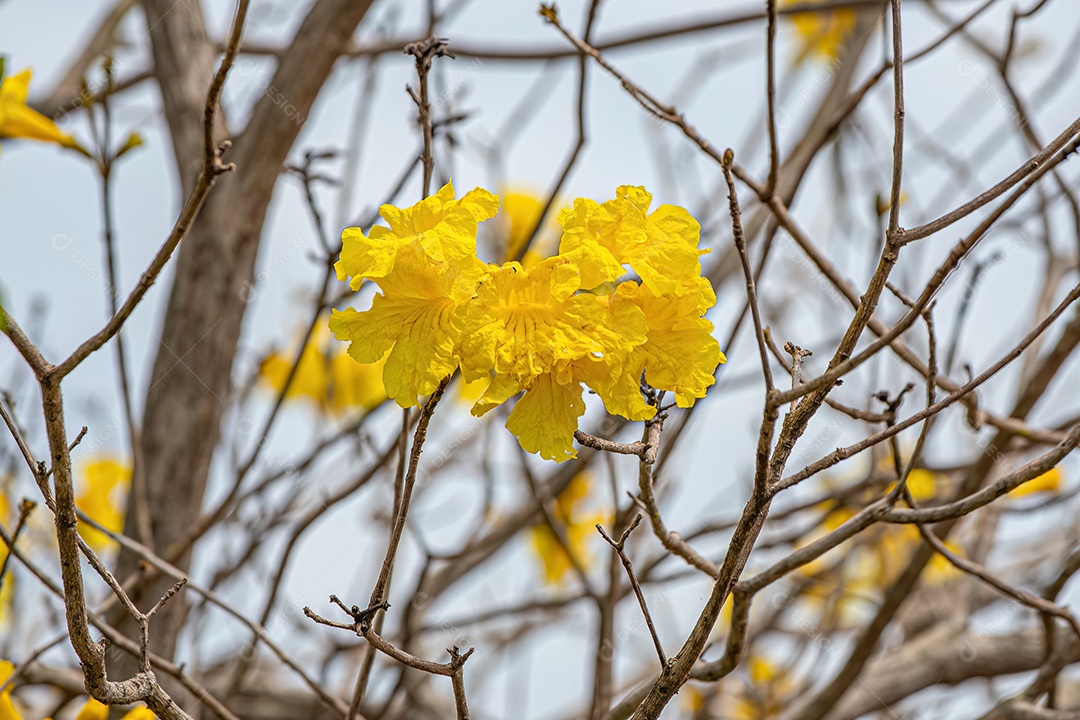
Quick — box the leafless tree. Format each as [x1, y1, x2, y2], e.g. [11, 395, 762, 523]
[3, 1, 1080, 719]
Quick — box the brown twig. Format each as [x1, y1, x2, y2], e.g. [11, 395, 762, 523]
[574, 430, 649, 461]
[596, 514, 666, 670]
[405, 37, 453, 196]
[0, 498, 36, 593]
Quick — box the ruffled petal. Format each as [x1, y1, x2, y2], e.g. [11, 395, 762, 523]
[505, 373, 585, 462]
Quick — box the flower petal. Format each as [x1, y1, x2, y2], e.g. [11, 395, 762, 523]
[506, 373, 585, 462]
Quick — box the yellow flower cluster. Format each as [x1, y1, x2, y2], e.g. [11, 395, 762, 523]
[331, 181, 725, 461]
[0, 669, 154, 720]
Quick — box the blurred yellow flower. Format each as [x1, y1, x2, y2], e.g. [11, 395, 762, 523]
[726, 656, 792, 720]
[0, 68, 86, 155]
[75, 459, 130, 552]
[799, 473, 962, 607]
[1, 659, 21, 720]
[782, 0, 856, 63]
[904, 468, 938, 502]
[497, 189, 559, 264]
[0, 481, 12, 624]
[76, 698, 157, 720]
[75, 699, 107, 720]
[681, 685, 706, 714]
[328, 352, 387, 413]
[529, 473, 606, 584]
[1010, 466, 1063, 498]
[259, 322, 386, 415]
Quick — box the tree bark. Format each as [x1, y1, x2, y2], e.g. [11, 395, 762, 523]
[111, 0, 376, 689]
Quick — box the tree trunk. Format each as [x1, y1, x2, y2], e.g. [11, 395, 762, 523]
[110, 0, 377, 697]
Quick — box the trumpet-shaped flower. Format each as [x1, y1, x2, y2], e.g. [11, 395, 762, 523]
[470, 362, 609, 462]
[457, 256, 638, 385]
[558, 186, 707, 296]
[457, 256, 652, 461]
[335, 180, 498, 289]
[603, 278, 724, 411]
[330, 182, 721, 460]
[506, 371, 587, 462]
[331, 244, 485, 407]
[0, 69, 86, 154]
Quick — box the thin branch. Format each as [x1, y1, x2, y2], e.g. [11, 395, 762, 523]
[597, 514, 666, 670]
[49, 0, 249, 380]
[886, 0, 906, 239]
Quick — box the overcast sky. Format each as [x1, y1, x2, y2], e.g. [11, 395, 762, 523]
[3, 1, 1080, 717]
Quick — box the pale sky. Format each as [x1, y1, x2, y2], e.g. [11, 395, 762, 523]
[2, 1, 1080, 717]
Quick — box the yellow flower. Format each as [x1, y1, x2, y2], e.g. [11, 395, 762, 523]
[1010, 466, 1063, 498]
[681, 686, 706, 714]
[600, 278, 724, 412]
[505, 372, 587, 462]
[458, 256, 648, 461]
[1, 660, 21, 720]
[331, 244, 485, 407]
[119, 709, 156, 720]
[529, 473, 605, 584]
[0, 69, 86, 154]
[328, 352, 387, 413]
[782, 0, 856, 62]
[858, 525, 960, 587]
[335, 180, 498, 290]
[331, 182, 721, 460]
[904, 468, 938, 502]
[926, 537, 964, 584]
[458, 256, 631, 385]
[75, 699, 107, 720]
[0, 481, 12, 624]
[557, 186, 708, 296]
[75, 459, 130, 552]
[454, 374, 491, 407]
[259, 321, 386, 415]
[497, 189, 559, 264]
[259, 340, 331, 407]
[76, 698, 156, 720]
[726, 656, 792, 720]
